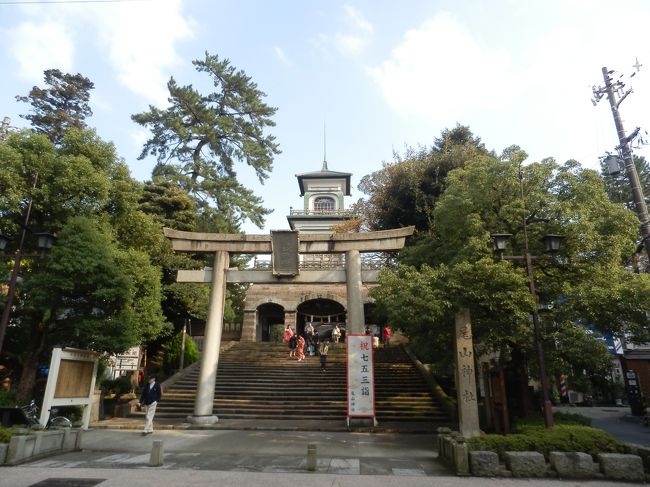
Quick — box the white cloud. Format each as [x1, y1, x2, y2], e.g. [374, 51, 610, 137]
[8, 21, 74, 82]
[335, 34, 368, 55]
[130, 127, 150, 152]
[342, 5, 373, 34]
[316, 4, 374, 57]
[5, 0, 193, 105]
[368, 13, 515, 122]
[89, 0, 194, 105]
[274, 46, 292, 66]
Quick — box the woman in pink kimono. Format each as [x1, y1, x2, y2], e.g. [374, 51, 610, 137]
[283, 325, 294, 344]
[296, 335, 306, 362]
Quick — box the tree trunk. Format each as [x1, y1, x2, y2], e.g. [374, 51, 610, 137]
[16, 352, 39, 402]
[16, 324, 46, 403]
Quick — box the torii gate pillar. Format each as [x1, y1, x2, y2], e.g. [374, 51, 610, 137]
[345, 249, 365, 334]
[189, 250, 228, 424]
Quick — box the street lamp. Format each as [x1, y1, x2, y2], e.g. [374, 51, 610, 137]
[0, 230, 55, 354]
[0, 174, 55, 354]
[491, 231, 564, 429]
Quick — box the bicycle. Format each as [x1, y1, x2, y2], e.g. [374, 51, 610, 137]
[20, 400, 72, 429]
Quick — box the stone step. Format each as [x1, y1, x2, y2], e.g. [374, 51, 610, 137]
[155, 342, 452, 426]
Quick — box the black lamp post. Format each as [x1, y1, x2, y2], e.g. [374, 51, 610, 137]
[491, 231, 564, 429]
[0, 176, 55, 354]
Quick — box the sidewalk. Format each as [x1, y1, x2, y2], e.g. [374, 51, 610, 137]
[0, 427, 622, 487]
[0, 468, 623, 487]
[90, 416, 442, 433]
[14, 428, 446, 476]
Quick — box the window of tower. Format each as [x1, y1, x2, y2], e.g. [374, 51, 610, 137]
[313, 196, 336, 211]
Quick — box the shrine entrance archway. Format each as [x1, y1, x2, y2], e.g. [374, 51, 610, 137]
[296, 298, 345, 336]
[256, 302, 285, 342]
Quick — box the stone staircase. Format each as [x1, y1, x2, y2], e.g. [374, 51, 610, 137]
[156, 341, 452, 426]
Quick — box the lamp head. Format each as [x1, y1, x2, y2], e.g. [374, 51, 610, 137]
[491, 233, 512, 253]
[34, 232, 55, 252]
[541, 234, 564, 253]
[0, 232, 10, 251]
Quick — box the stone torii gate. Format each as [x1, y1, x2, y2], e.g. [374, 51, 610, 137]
[164, 226, 414, 424]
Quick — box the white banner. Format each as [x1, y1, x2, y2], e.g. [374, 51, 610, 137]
[346, 334, 375, 418]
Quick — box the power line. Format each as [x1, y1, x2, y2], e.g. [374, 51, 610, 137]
[0, 0, 149, 5]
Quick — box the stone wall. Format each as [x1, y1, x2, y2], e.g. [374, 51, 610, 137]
[242, 282, 375, 342]
[438, 428, 649, 481]
[3, 429, 83, 465]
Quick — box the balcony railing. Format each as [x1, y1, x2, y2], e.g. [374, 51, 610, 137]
[251, 252, 396, 271]
[289, 209, 358, 217]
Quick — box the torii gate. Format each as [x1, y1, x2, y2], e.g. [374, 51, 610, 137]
[164, 226, 414, 424]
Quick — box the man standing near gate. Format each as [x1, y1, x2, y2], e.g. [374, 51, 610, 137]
[138, 374, 162, 435]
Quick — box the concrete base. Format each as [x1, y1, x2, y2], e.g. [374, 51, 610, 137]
[347, 418, 375, 430]
[186, 415, 219, 425]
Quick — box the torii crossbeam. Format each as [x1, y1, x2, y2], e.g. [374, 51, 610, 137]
[163, 226, 414, 424]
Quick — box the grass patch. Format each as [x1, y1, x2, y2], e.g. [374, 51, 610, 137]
[512, 411, 591, 431]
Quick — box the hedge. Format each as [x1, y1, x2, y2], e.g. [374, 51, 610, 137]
[0, 426, 11, 444]
[468, 424, 625, 459]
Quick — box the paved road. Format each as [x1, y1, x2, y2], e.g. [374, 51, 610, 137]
[554, 406, 650, 446]
[2, 408, 647, 486]
[11, 429, 449, 477]
[0, 468, 624, 487]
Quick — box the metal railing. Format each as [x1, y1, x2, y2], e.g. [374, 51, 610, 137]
[289, 209, 358, 217]
[251, 252, 397, 271]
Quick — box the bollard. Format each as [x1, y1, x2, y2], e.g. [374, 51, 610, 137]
[306, 442, 317, 471]
[149, 440, 164, 467]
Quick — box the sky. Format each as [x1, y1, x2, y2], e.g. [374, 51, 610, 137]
[1, 0, 650, 234]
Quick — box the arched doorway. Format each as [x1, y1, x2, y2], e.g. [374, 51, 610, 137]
[364, 302, 386, 339]
[257, 303, 285, 341]
[296, 298, 346, 339]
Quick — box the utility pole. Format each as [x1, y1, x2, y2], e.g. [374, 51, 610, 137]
[593, 64, 650, 261]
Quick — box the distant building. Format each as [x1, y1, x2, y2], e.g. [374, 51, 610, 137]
[620, 338, 650, 408]
[241, 160, 378, 341]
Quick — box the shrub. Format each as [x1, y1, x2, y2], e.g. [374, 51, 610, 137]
[468, 425, 624, 459]
[0, 390, 16, 406]
[100, 376, 133, 397]
[270, 324, 285, 343]
[0, 426, 12, 443]
[160, 331, 200, 375]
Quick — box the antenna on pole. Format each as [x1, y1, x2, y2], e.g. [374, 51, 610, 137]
[322, 121, 328, 171]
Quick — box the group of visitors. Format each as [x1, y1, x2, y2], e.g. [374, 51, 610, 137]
[283, 324, 330, 371]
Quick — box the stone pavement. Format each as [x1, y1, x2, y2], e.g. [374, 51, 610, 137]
[0, 426, 622, 487]
[0, 468, 623, 487]
[13, 428, 447, 476]
[2, 409, 647, 486]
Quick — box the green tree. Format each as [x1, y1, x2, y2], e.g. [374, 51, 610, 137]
[16, 69, 94, 145]
[0, 130, 169, 400]
[132, 52, 280, 229]
[157, 330, 200, 376]
[545, 322, 613, 396]
[372, 147, 650, 376]
[357, 125, 490, 232]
